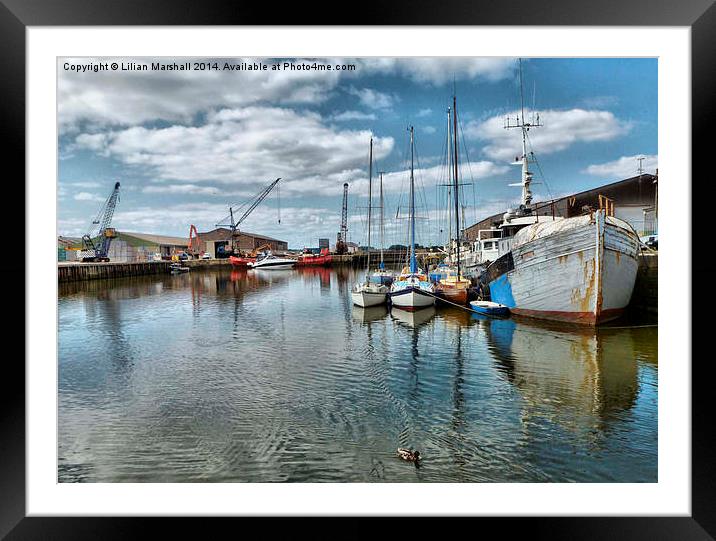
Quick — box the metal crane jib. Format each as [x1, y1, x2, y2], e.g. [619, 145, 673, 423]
[81, 181, 121, 262]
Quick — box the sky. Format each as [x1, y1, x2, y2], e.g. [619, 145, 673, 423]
[57, 57, 657, 249]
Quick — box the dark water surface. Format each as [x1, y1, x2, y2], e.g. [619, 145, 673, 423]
[58, 267, 657, 482]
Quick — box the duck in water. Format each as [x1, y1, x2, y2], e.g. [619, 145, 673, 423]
[397, 448, 420, 463]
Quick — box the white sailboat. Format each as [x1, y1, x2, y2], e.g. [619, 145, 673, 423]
[369, 171, 395, 286]
[389, 126, 436, 310]
[352, 137, 389, 307]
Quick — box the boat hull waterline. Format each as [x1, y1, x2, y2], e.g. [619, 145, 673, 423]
[389, 287, 436, 310]
[229, 256, 256, 267]
[470, 300, 510, 318]
[351, 289, 388, 308]
[484, 211, 639, 325]
[435, 286, 469, 305]
[248, 258, 297, 270]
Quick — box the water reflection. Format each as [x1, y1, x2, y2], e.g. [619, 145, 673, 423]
[479, 315, 642, 420]
[58, 268, 657, 483]
[352, 305, 389, 324]
[391, 306, 436, 328]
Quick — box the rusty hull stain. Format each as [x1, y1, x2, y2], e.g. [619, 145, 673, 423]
[571, 258, 595, 313]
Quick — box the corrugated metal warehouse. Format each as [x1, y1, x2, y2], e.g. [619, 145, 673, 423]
[108, 232, 190, 261]
[57, 232, 190, 262]
[465, 173, 658, 241]
[197, 228, 288, 256]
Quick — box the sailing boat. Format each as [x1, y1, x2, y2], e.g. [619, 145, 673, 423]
[351, 137, 389, 307]
[389, 126, 436, 310]
[434, 94, 471, 305]
[369, 171, 395, 286]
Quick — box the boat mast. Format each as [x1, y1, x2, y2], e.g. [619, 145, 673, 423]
[366, 137, 373, 278]
[453, 93, 461, 275]
[505, 58, 541, 208]
[446, 106, 453, 247]
[518, 59, 530, 206]
[409, 126, 417, 274]
[379, 171, 385, 270]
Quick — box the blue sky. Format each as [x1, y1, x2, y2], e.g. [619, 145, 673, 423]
[58, 57, 657, 249]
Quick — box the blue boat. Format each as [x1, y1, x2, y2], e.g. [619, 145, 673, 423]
[469, 300, 510, 318]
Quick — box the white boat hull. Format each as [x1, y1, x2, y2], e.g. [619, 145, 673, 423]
[248, 259, 296, 270]
[352, 290, 388, 307]
[485, 211, 639, 325]
[389, 288, 436, 310]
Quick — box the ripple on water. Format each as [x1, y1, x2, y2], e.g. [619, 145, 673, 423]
[58, 269, 658, 483]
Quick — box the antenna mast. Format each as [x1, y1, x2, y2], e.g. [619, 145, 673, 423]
[637, 156, 645, 176]
[504, 58, 542, 207]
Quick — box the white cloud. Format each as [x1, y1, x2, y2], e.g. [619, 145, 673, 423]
[329, 110, 377, 122]
[583, 154, 658, 179]
[59, 57, 518, 132]
[416, 108, 433, 117]
[348, 160, 509, 199]
[58, 57, 343, 129]
[57, 218, 88, 236]
[73, 192, 104, 201]
[74, 106, 394, 197]
[74, 133, 110, 153]
[68, 181, 102, 188]
[347, 86, 397, 110]
[356, 58, 516, 86]
[466, 108, 633, 161]
[108, 201, 342, 248]
[142, 184, 222, 196]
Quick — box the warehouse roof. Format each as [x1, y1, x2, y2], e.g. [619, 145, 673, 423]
[119, 232, 189, 247]
[58, 236, 82, 248]
[198, 227, 286, 244]
[465, 173, 658, 234]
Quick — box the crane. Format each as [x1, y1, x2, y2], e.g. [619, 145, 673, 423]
[81, 181, 121, 262]
[216, 178, 281, 255]
[187, 224, 202, 258]
[335, 182, 349, 254]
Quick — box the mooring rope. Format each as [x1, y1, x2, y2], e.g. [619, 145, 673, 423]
[417, 288, 507, 319]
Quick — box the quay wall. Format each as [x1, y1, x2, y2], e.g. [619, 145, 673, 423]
[58, 261, 173, 282]
[629, 252, 658, 316]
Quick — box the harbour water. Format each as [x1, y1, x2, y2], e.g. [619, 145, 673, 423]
[58, 267, 657, 483]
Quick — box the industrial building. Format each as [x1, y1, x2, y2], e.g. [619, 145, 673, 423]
[464, 173, 658, 241]
[57, 228, 288, 262]
[58, 231, 189, 262]
[197, 228, 288, 257]
[108, 232, 190, 261]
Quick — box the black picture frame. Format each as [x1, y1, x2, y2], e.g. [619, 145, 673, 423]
[3, 0, 710, 537]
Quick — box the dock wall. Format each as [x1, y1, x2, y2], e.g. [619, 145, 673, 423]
[629, 252, 658, 316]
[58, 261, 173, 282]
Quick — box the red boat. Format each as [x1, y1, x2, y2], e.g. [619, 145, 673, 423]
[229, 243, 274, 267]
[296, 248, 333, 267]
[229, 255, 256, 267]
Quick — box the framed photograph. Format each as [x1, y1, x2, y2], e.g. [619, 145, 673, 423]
[4, 0, 711, 536]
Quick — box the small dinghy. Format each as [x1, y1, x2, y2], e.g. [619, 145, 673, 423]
[469, 300, 510, 318]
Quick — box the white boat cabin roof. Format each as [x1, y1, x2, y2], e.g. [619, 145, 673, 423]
[498, 215, 563, 228]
